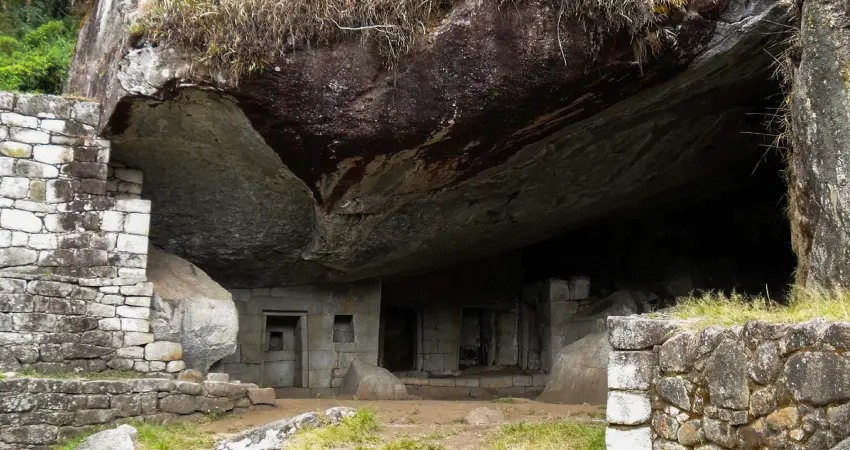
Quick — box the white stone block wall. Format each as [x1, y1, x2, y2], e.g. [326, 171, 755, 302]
[0, 91, 182, 375]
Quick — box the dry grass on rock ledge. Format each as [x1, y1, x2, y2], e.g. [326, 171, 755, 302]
[668, 286, 850, 328]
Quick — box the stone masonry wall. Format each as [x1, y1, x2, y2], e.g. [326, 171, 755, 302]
[606, 316, 850, 449]
[0, 92, 183, 375]
[222, 280, 381, 393]
[0, 375, 268, 449]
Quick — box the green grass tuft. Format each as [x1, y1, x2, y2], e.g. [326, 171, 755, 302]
[669, 286, 850, 329]
[488, 421, 605, 450]
[132, 421, 217, 450]
[376, 439, 446, 450]
[287, 409, 383, 450]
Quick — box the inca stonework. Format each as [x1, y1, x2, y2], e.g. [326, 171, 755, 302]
[0, 91, 185, 375]
[606, 316, 850, 449]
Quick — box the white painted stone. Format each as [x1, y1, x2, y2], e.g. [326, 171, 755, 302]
[0, 230, 10, 247]
[32, 145, 73, 164]
[0, 177, 29, 199]
[124, 296, 151, 307]
[123, 213, 150, 235]
[98, 318, 121, 331]
[114, 168, 143, 184]
[607, 391, 652, 426]
[117, 234, 148, 254]
[0, 209, 41, 232]
[28, 234, 57, 250]
[10, 232, 27, 246]
[117, 305, 150, 319]
[10, 128, 49, 144]
[0, 141, 32, 158]
[101, 211, 124, 232]
[124, 332, 154, 346]
[117, 346, 145, 358]
[86, 303, 116, 318]
[144, 341, 182, 361]
[0, 157, 14, 176]
[121, 318, 150, 332]
[114, 198, 151, 213]
[0, 113, 37, 128]
[166, 360, 185, 372]
[605, 426, 651, 450]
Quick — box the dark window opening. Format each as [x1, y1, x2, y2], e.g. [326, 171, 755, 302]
[382, 307, 418, 371]
[333, 315, 354, 343]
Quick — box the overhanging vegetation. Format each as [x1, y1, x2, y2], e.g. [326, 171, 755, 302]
[137, 0, 692, 78]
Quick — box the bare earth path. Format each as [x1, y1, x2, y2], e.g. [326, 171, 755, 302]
[201, 398, 604, 449]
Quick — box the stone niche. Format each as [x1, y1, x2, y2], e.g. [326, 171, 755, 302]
[0, 91, 184, 375]
[606, 316, 850, 450]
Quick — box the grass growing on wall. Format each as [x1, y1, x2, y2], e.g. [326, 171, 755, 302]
[136, 0, 691, 78]
[669, 287, 850, 328]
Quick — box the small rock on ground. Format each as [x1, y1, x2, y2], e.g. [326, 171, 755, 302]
[77, 424, 137, 450]
[466, 407, 505, 425]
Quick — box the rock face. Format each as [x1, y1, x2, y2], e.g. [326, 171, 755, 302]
[147, 246, 238, 372]
[537, 332, 610, 405]
[788, 0, 850, 287]
[67, 0, 793, 288]
[340, 360, 409, 400]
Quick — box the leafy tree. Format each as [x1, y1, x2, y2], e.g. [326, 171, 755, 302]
[0, 0, 78, 93]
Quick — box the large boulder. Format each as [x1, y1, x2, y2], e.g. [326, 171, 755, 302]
[77, 424, 137, 450]
[537, 332, 611, 405]
[215, 407, 355, 450]
[66, 0, 794, 288]
[147, 246, 238, 372]
[341, 360, 409, 400]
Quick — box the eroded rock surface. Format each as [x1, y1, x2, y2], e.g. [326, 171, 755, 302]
[69, 0, 792, 287]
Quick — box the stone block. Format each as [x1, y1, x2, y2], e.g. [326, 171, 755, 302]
[166, 360, 185, 372]
[55, 316, 99, 333]
[1, 209, 41, 233]
[10, 231, 27, 246]
[677, 419, 704, 446]
[705, 338, 749, 409]
[749, 341, 781, 385]
[114, 168, 143, 184]
[0, 141, 32, 158]
[203, 381, 248, 398]
[46, 179, 74, 203]
[121, 282, 153, 296]
[15, 159, 59, 177]
[62, 161, 107, 179]
[124, 332, 153, 346]
[60, 343, 113, 359]
[512, 375, 533, 387]
[658, 377, 694, 411]
[111, 394, 142, 417]
[606, 426, 651, 450]
[101, 211, 124, 232]
[0, 176, 29, 198]
[28, 233, 58, 250]
[98, 318, 121, 331]
[116, 346, 144, 359]
[33, 145, 73, 164]
[120, 318, 149, 332]
[0, 247, 38, 266]
[10, 127, 49, 144]
[1, 112, 38, 128]
[159, 394, 197, 414]
[28, 280, 75, 297]
[609, 351, 657, 390]
[117, 305, 150, 319]
[0, 229, 11, 246]
[81, 381, 130, 395]
[73, 409, 115, 426]
[0, 424, 58, 444]
[86, 303, 115, 318]
[607, 390, 652, 426]
[480, 375, 515, 389]
[114, 198, 151, 213]
[72, 101, 101, 126]
[124, 296, 151, 307]
[13, 313, 57, 332]
[206, 372, 230, 382]
[0, 156, 12, 176]
[0, 279, 25, 293]
[117, 234, 148, 254]
[608, 317, 682, 350]
[785, 351, 850, 406]
[107, 358, 134, 370]
[175, 380, 203, 395]
[16, 93, 72, 118]
[100, 294, 124, 305]
[144, 341, 182, 361]
[781, 319, 828, 355]
[195, 396, 235, 415]
[247, 387, 276, 405]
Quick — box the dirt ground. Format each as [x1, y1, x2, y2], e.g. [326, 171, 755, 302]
[202, 397, 604, 449]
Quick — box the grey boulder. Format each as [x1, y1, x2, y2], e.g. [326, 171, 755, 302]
[148, 246, 238, 372]
[215, 407, 355, 450]
[341, 360, 409, 400]
[537, 332, 610, 405]
[77, 424, 137, 450]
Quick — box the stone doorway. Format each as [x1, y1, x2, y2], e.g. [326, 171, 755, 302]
[381, 307, 420, 372]
[261, 312, 307, 388]
[459, 307, 496, 369]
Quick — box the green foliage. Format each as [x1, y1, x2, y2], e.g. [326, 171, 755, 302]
[288, 409, 383, 450]
[52, 421, 217, 450]
[488, 421, 606, 450]
[0, 0, 78, 93]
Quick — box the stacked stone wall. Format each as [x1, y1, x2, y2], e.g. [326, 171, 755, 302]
[606, 316, 850, 449]
[0, 91, 182, 374]
[0, 375, 266, 449]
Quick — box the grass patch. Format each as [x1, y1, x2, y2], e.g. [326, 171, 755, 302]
[492, 397, 519, 404]
[15, 368, 145, 380]
[287, 409, 382, 450]
[53, 421, 218, 450]
[377, 439, 446, 450]
[488, 421, 605, 450]
[669, 287, 850, 329]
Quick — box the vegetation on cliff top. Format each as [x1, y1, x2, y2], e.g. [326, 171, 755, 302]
[0, 0, 79, 93]
[137, 0, 691, 77]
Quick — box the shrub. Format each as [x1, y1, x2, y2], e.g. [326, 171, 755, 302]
[0, 19, 77, 93]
